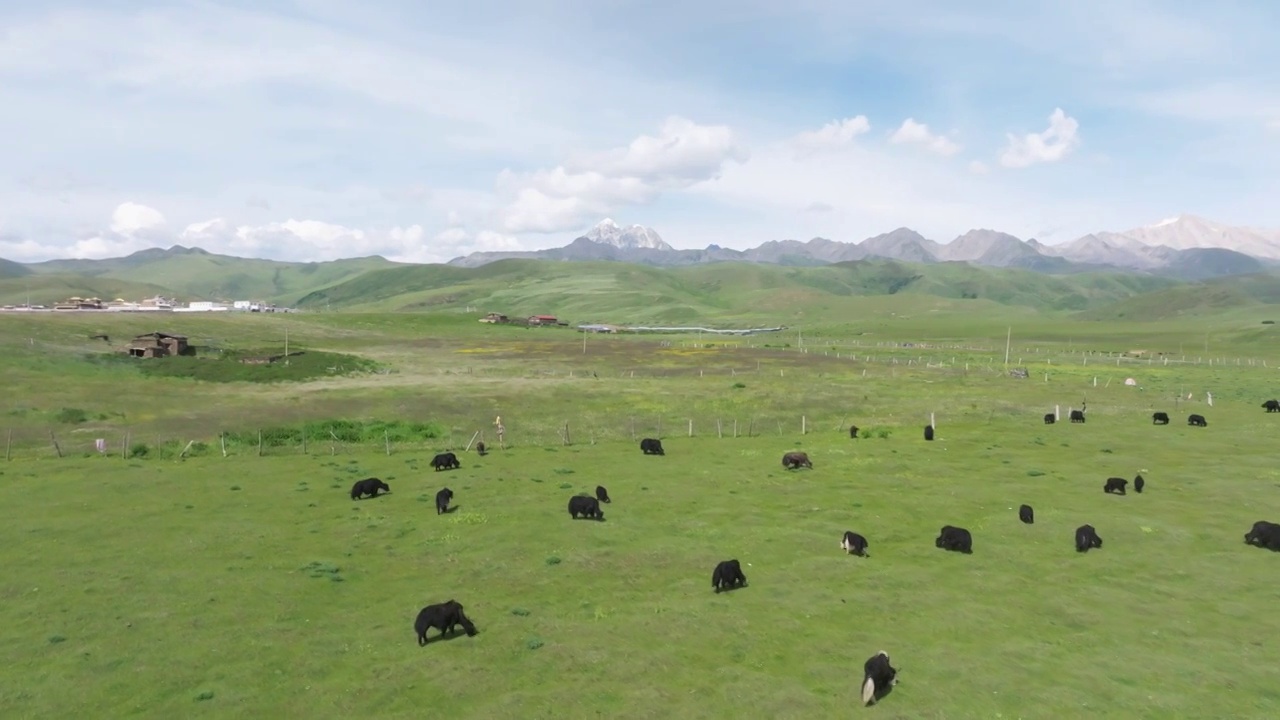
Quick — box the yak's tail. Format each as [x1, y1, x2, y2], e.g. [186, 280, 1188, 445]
[861, 677, 876, 705]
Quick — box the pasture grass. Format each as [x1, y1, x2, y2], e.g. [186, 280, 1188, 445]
[3, 413, 1279, 718]
[3, 308, 1280, 717]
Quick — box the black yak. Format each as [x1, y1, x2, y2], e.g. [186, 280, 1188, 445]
[1104, 477, 1127, 495]
[1152, 411, 1169, 425]
[840, 531, 869, 556]
[350, 477, 390, 500]
[431, 452, 460, 471]
[595, 485, 611, 503]
[923, 424, 935, 441]
[1075, 524, 1103, 552]
[435, 487, 454, 514]
[935, 525, 972, 553]
[1262, 400, 1280, 413]
[640, 438, 665, 455]
[1043, 413, 1055, 424]
[568, 495, 604, 520]
[711, 559, 747, 593]
[1070, 410, 1086, 423]
[781, 451, 812, 470]
[1019, 504, 1034, 524]
[1134, 474, 1145, 493]
[414, 600, 477, 646]
[1187, 413, 1207, 427]
[1244, 521, 1280, 550]
[861, 650, 899, 706]
[849, 424, 860, 438]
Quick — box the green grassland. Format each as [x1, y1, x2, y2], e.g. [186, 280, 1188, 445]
[2, 269, 1280, 718]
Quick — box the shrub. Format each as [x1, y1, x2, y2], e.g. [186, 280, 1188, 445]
[54, 408, 88, 424]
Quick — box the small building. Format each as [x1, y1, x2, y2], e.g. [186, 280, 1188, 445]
[578, 324, 618, 333]
[528, 314, 558, 326]
[127, 332, 190, 358]
[480, 312, 509, 323]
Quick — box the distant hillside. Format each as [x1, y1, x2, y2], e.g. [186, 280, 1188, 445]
[0, 274, 176, 307]
[0, 258, 30, 279]
[295, 257, 1184, 321]
[1074, 271, 1280, 321]
[19, 246, 404, 304]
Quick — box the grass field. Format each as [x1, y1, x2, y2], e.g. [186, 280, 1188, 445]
[3, 303, 1280, 718]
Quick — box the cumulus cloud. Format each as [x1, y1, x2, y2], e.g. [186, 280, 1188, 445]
[494, 116, 748, 234]
[968, 160, 990, 174]
[790, 116, 871, 157]
[999, 108, 1081, 168]
[890, 118, 962, 156]
[110, 201, 166, 234]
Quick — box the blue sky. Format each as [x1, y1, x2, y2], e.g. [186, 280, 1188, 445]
[2, 0, 1279, 262]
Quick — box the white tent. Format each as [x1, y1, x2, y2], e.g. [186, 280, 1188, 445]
[1124, 377, 1137, 386]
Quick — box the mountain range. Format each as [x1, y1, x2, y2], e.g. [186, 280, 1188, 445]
[447, 215, 1280, 280]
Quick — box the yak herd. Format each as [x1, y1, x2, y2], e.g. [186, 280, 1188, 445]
[347, 399, 1280, 708]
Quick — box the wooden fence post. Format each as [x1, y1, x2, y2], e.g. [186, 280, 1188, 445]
[257, 430, 263, 457]
[733, 419, 738, 438]
[716, 418, 723, 438]
[563, 422, 570, 446]
[802, 415, 807, 434]
[4, 429, 10, 461]
[122, 430, 130, 459]
[384, 430, 391, 456]
[220, 432, 227, 457]
[50, 430, 62, 458]
[687, 419, 693, 437]
[301, 431, 307, 455]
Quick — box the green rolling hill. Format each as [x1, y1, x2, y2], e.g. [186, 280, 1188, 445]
[0, 274, 176, 307]
[12, 246, 404, 305]
[292, 258, 1192, 321]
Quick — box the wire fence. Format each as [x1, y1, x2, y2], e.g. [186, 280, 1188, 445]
[2, 411, 956, 462]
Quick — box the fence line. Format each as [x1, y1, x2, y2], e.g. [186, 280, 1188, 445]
[3, 397, 1236, 462]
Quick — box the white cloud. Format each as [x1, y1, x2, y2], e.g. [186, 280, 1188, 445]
[790, 116, 871, 157]
[890, 118, 962, 156]
[494, 116, 748, 234]
[999, 108, 1081, 168]
[968, 160, 989, 174]
[110, 202, 166, 234]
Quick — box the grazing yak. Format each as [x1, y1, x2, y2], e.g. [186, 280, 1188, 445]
[1019, 504, 1034, 524]
[1243, 520, 1280, 551]
[435, 488, 454, 514]
[475, 441, 487, 456]
[711, 559, 747, 593]
[568, 495, 605, 521]
[923, 425, 935, 441]
[1043, 413, 1055, 424]
[849, 424, 860, 439]
[1152, 411, 1170, 425]
[1134, 474, 1145, 493]
[414, 599, 478, 646]
[840, 531, 869, 556]
[350, 477, 390, 500]
[1075, 524, 1103, 552]
[1069, 410, 1086, 423]
[861, 650, 900, 706]
[431, 452, 460, 471]
[640, 438, 665, 455]
[781, 451, 813, 470]
[1104, 477, 1128, 495]
[935, 525, 973, 554]
[1187, 413, 1208, 427]
[595, 485, 611, 503]
[1263, 399, 1280, 413]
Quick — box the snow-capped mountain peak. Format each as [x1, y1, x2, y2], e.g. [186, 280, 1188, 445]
[581, 218, 673, 250]
[1120, 214, 1280, 258]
